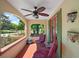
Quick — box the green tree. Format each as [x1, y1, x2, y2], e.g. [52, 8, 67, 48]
[10, 23, 18, 30]
[18, 20, 24, 30]
[0, 14, 11, 30]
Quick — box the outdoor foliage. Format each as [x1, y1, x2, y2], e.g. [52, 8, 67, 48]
[0, 13, 25, 48]
[31, 24, 45, 36]
[0, 14, 24, 30]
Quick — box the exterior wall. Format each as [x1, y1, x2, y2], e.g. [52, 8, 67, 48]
[61, 0, 79, 58]
[0, 37, 26, 58]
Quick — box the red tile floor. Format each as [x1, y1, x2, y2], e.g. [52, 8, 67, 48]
[16, 43, 37, 58]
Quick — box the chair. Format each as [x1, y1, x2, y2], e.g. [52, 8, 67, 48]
[33, 38, 58, 58]
[47, 39, 58, 58]
[36, 34, 46, 44]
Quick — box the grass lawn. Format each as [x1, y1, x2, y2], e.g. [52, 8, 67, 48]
[0, 30, 24, 48]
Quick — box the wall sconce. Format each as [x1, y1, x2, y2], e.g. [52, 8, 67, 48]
[67, 11, 78, 22]
[67, 31, 79, 43]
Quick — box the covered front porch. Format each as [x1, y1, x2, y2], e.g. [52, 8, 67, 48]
[0, 0, 63, 58]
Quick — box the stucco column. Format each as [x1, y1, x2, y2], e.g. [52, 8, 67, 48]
[46, 20, 51, 44]
[24, 24, 27, 37]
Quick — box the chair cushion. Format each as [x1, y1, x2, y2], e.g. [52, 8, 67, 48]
[39, 34, 45, 41]
[47, 39, 58, 58]
[36, 34, 46, 43]
[33, 47, 49, 58]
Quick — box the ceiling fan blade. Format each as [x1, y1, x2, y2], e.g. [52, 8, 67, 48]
[21, 9, 32, 12]
[24, 14, 32, 16]
[37, 7, 46, 12]
[38, 13, 49, 16]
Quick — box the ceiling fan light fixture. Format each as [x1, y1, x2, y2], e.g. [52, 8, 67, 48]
[33, 15, 39, 19]
[21, 6, 49, 19]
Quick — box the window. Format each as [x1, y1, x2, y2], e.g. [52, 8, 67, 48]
[31, 24, 45, 36]
[0, 12, 25, 48]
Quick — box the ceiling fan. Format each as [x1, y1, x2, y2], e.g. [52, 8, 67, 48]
[21, 6, 49, 18]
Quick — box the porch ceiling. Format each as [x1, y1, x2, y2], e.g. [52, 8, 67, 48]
[7, 0, 64, 20]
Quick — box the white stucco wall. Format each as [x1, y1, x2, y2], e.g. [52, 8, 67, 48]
[61, 0, 79, 58]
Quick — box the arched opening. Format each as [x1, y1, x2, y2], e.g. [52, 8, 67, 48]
[31, 24, 45, 36]
[0, 12, 25, 48]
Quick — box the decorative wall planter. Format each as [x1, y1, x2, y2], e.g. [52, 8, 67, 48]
[67, 31, 79, 43]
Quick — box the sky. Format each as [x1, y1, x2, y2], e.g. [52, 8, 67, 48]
[4, 12, 20, 25]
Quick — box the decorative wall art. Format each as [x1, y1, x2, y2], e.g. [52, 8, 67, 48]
[67, 31, 79, 43]
[67, 11, 78, 22]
